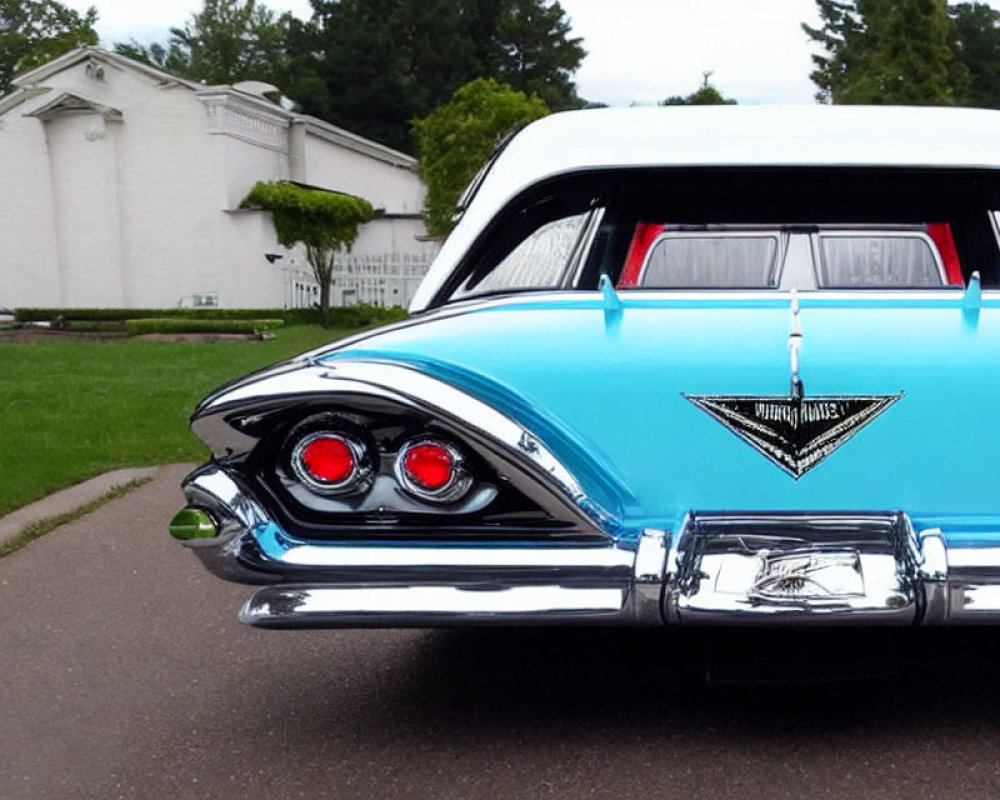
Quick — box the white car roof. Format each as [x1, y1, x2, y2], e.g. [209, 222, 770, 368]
[411, 105, 1000, 312]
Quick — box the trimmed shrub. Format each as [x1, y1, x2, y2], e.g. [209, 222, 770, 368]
[67, 320, 128, 332]
[14, 304, 407, 328]
[124, 318, 284, 336]
[329, 304, 408, 328]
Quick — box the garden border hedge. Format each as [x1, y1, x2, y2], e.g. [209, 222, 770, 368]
[14, 304, 407, 328]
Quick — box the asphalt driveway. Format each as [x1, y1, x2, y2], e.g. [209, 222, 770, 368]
[4, 463, 1000, 799]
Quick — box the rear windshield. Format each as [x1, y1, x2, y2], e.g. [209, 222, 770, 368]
[432, 168, 1000, 306]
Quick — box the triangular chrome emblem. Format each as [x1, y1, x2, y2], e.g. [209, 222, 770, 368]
[683, 393, 903, 479]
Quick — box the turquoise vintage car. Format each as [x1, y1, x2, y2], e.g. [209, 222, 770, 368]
[172, 106, 1000, 628]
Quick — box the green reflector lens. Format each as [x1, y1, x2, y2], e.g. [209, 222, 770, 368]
[169, 508, 217, 541]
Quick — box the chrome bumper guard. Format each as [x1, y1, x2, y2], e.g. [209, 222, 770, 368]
[180, 468, 1000, 628]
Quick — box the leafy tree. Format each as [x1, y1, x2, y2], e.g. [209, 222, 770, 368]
[803, 0, 963, 105]
[412, 78, 549, 237]
[112, 40, 192, 76]
[241, 182, 374, 325]
[950, 2, 1000, 107]
[289, 0, 584, 153]
[114, 0, 288, 87]
[0, 0, 98, 95]
[285, 0, 476, 153]
[483, 0, 586, 111]
[661, 73, 737, 105]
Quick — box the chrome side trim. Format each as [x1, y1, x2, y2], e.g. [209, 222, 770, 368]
[181, 464, 636, 582]
[945, 547, 1000, 569]
[177, 470, 1000, 628]
[631, 528, 668, 624]
[325, 361, 586, 494]
[917, 529, 949, 624]
[262, 541, 635, 571]
[240, 584, 629, 628]
[180, 466, 276, 585]
[184, 465, 267, 530]
[192, 360, 608, 533]
[948, 584, 1000, 622]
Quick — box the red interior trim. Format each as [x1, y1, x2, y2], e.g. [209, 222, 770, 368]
[927, 223, 963, 286]
[618, 223, 665, 287]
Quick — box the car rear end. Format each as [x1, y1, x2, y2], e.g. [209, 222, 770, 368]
[170, 107, 1000, 628]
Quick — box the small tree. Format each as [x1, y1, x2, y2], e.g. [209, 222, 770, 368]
[412, 77, 549, 237]
[114, 0, 289, 87]
[241, 181, 373, 325]
[660, 72, 737, 105]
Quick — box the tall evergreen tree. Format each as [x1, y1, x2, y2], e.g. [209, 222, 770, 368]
[485, 0, 586, 110]
[802, 0, 868, 103]
[804, 0, 962, 105]
[0, 0, 98, 96]
[857, 0, 958, 103]
[950, 2, 1000, 107]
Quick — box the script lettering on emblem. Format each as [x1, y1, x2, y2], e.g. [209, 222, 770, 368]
[753, 401, 844, 429]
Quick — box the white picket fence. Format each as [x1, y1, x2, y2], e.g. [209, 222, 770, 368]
[286, 252, 435, 309]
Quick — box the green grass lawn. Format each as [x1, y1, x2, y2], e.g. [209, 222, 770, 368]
[0, 326, 355, 518]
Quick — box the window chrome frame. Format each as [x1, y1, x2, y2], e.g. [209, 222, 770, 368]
[563, 206, 606, 288]
[989, 210, 1000, 260]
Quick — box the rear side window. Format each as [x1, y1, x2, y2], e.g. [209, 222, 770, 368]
[449, 212, 589, 300]
[639, 233, 780, 288]
[816, 233, 944, 288]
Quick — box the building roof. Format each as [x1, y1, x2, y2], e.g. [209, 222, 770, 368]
[411, 104, 1000, 311]
[6, 46, 417, 170]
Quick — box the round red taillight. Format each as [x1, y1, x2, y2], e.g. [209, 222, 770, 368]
[394, 438, 471, 503]
[403, 442, 454, 490]
[300, 435, 354, 483]
[291, 432, 369, 493]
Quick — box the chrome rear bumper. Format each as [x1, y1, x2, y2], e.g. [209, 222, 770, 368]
[178, 467, 1000, 628]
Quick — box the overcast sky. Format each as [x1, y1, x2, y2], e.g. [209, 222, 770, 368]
[66, 0, 1000, 107]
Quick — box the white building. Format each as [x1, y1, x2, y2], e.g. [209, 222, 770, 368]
[0, 47, 438, 310]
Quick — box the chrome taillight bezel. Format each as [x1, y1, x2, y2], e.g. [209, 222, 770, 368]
[290, 431, 373, 496]
[393, 438, 473, 504]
